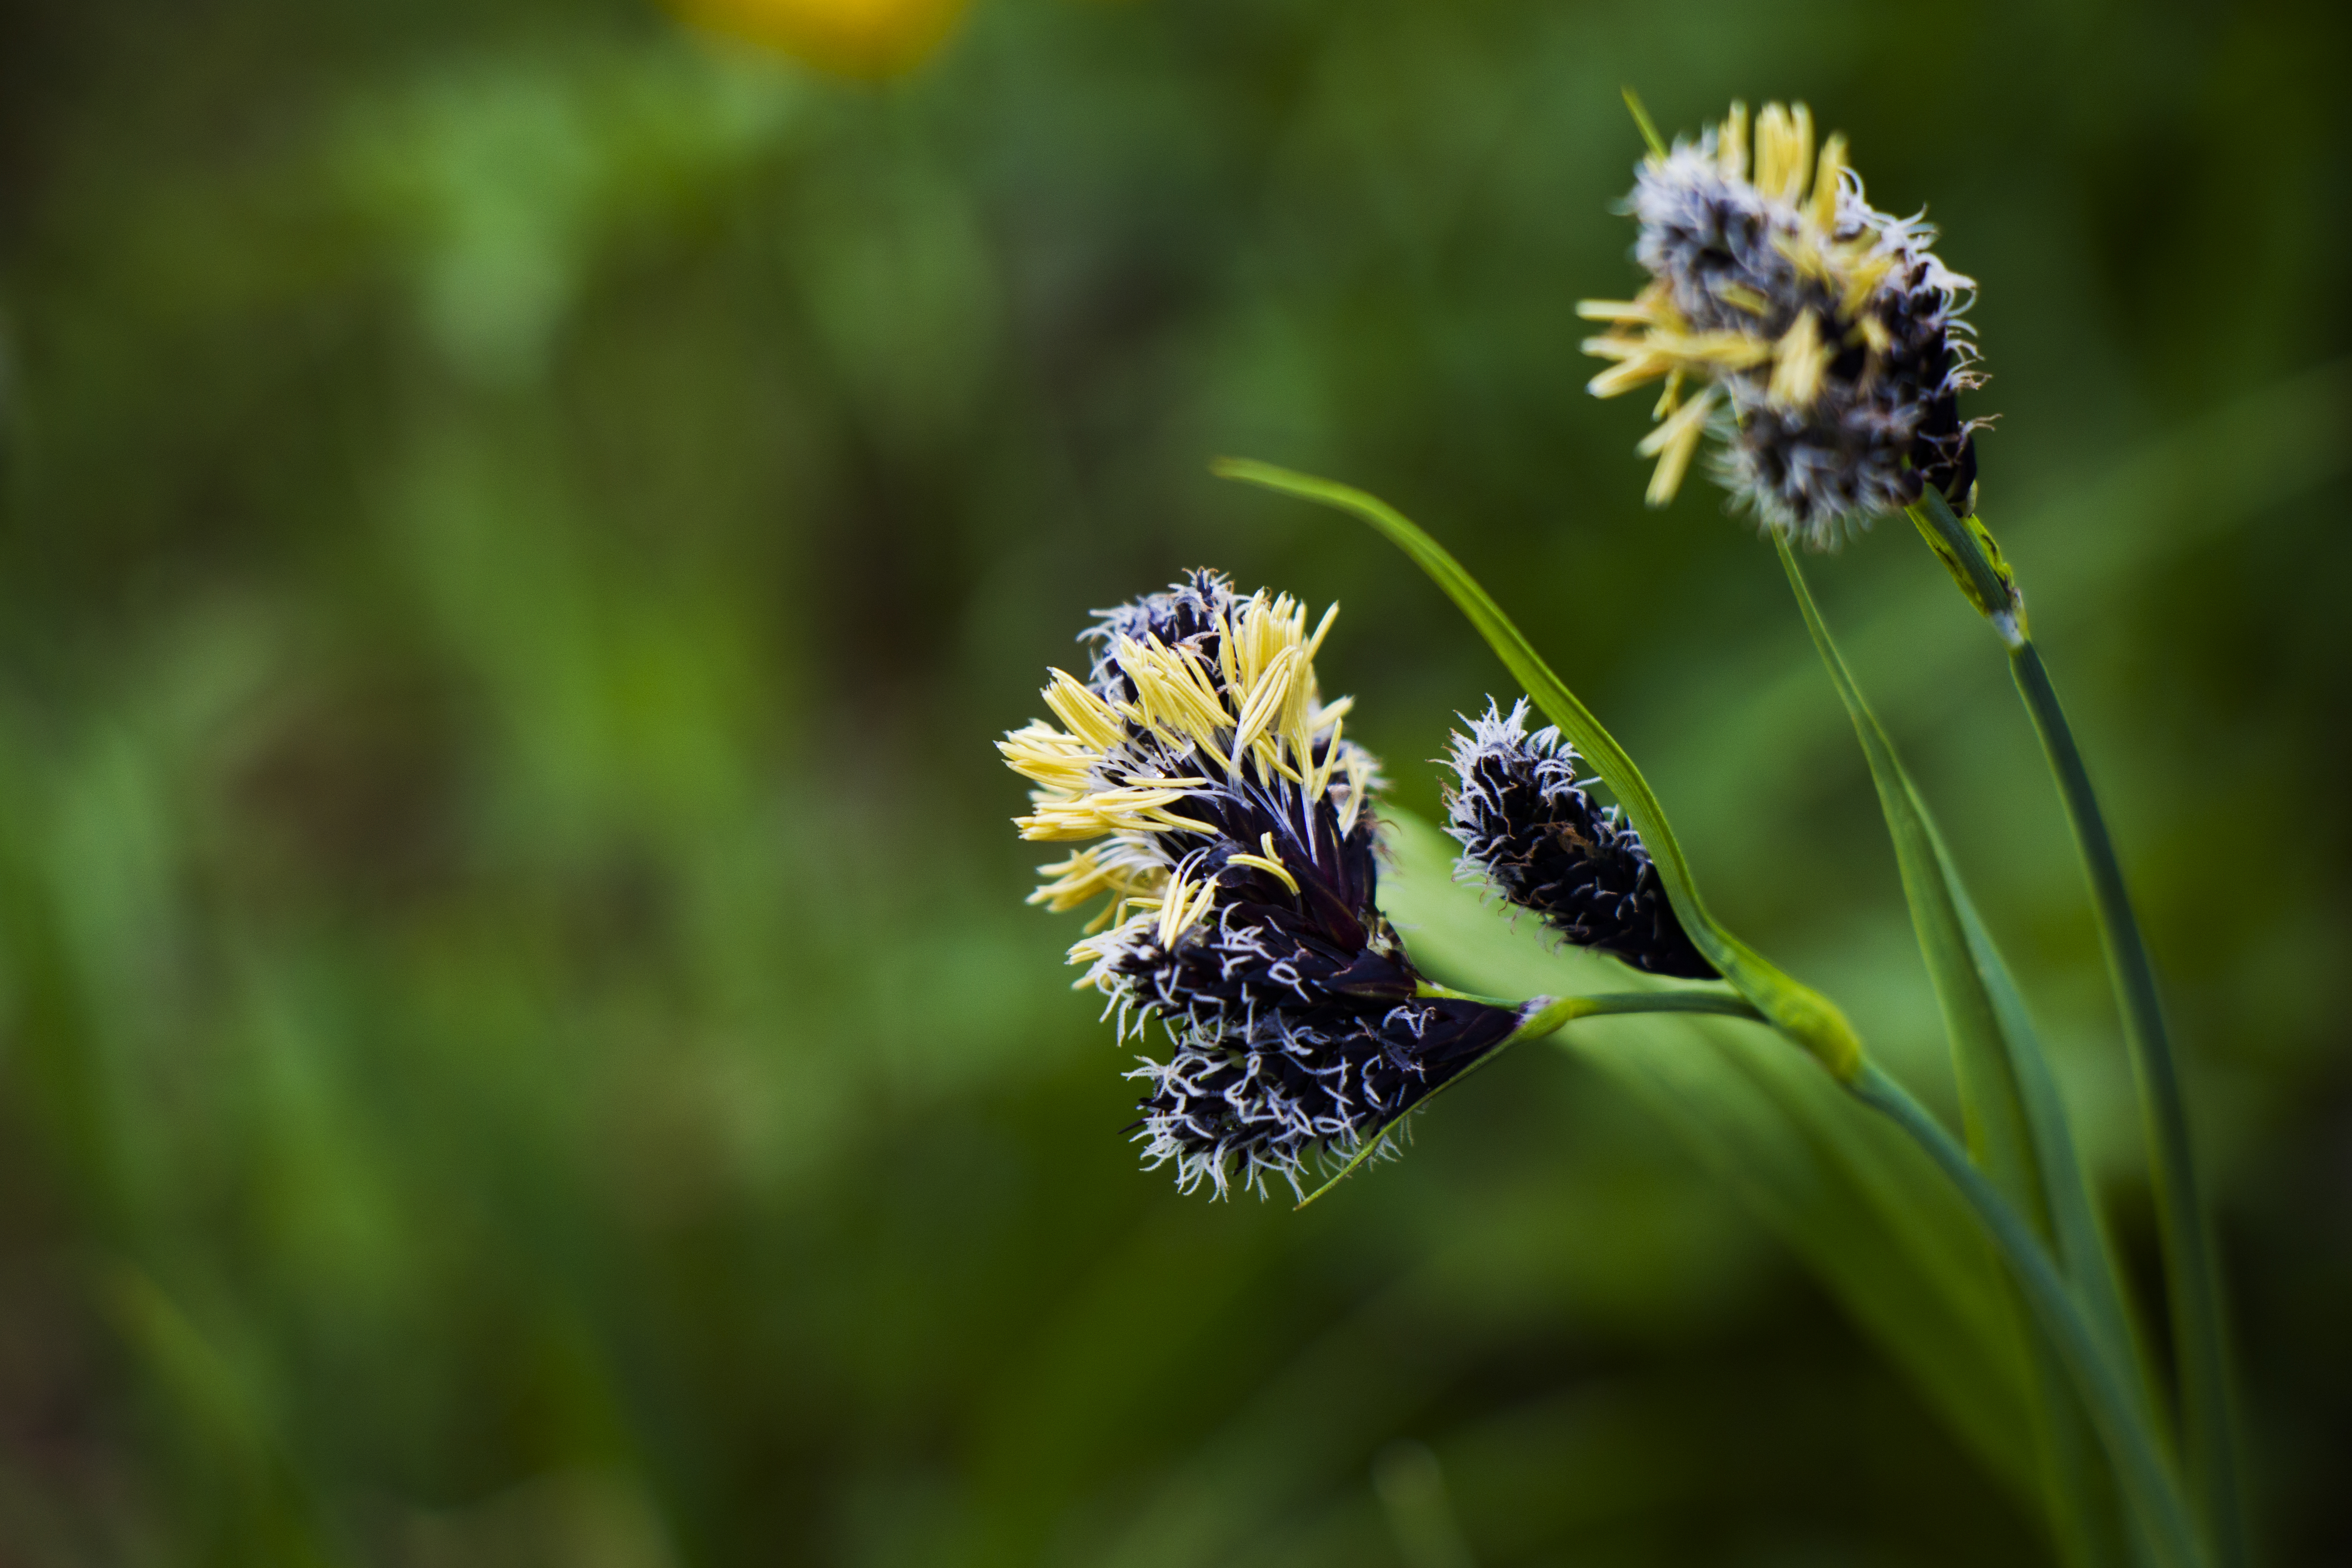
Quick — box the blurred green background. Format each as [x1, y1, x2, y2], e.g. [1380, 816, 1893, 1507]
[1, 0, 2347, 1562]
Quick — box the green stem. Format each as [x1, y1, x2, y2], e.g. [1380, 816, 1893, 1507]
[1415, 979, 1765, 1028]
[1849, 1063, 2207, 1568]
[1911, 486, 2246, 1568]
[1297, 986, 1766, 1207]
[1507, 988, 1767, 1033]
[1412, 980, 1519, 1008]
[2011, 638, 2244, 1568]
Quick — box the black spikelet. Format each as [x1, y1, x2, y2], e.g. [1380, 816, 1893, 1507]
[1444, 700, 1715, 980]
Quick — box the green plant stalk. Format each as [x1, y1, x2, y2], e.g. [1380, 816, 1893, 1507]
[1296, 986, 1765, 1207]
[1423, 972, 2197, 1565]
[1416, 980, 1764, 1023]
[1216, 457, 1865, 1081]
[1850, 1063, 2206, 1568]
[1217, 457, 2192, 1552]
[1911, 486, 2245, 1568]
[1780, 540, 2144, 1568]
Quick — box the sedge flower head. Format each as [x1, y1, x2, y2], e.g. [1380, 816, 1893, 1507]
[1445, 700, 1715, 980]
[1581, 101, 1987, 548]
[1000, 570, 1523, 1198]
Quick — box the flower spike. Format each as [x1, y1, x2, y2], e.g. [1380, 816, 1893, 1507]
[1444, 700, 1715, 980]
[1001, 570, 1523, 1198]
[1580, 100, 1988, 548]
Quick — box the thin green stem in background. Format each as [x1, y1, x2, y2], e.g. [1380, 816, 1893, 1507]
[1620, 86, 1668, 158]
[1849, 1063, 2207, 1568]
[1911, 485, 2247, 1568]
[2011, 637, 2242, 1565]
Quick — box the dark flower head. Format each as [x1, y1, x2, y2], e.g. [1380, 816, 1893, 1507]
[1580, 100, 1988, 548]
[1000, 571, 1523, 1197]
[1444, 700, 1716, 980]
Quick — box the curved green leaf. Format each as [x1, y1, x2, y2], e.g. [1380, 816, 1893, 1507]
[1781, 543, 2152, 1567]
[1376, 809, 2040, 1504]
[1213, 458, 1862, 1080]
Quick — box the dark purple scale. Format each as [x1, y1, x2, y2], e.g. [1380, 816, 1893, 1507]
[1445, 707, 1716, 980]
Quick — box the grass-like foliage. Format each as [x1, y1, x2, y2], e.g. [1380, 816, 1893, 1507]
[1218, 460, 2226, 1568]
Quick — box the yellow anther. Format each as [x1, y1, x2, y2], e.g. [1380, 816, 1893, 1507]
[1154, 871, 1219, 948]
[1585, 347, 1673, 398]
[1755, 101, 1813, 203]
[1311, 713, 1344, 801]
[1017, 786, 1216, 842]
[1229, 645, 1299, 760]
[1712, 281, 1771, 316]
[1336, 748, 1373, 836]
[1837, 247, 1897, 321]
[1655, 328, 1776, 369]
[1304, 600, 1340, 662]
[1635, 386, 1718, 505]
[1225, 855, 1298, 894]
[1811, 133, 1848, 230]
[1027, 847, 1165, 915]
[1041, 668, 1126, 752]
[1768, 312, 1831, 410]
[998, 722, 1106, 793]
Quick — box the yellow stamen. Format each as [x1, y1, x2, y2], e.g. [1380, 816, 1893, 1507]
[1229, 645, 1298, 761]
[1774, 227, 1833, 283]
[1712, 281, 1771, 315]
[1303, 601, 1340, 662]
[1310, 713, 1344, 802]
[1117, 636, 1237, 772]
[1755, 101, 1813, 204]
[1719, 100, 1749, 182]
[1768, 311, 1831, 409]
[1214, 598, 1245, 698]
[1635, 386, 1718, 505]
[1027, 847, 1166, 916]
[1041, 669, 1126, 750]
[1580, 333, 1656, 361]
[1584, 355, 1663, 398]
[1155, 870, 1219, 948]
[1226, 831, 1301, 895]
[1656, 328, 1776, 368]
[1811, 133, 1847, 230]
[998, 721, 1108, 793]
[1836, 245, 1898, 321]
[1584, 324, 1771, 397]
[1336, 748, 1372, 837]
[1017, 786, 1217, 842]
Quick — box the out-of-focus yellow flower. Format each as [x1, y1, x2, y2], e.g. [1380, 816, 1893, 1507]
[667, 0, 968, 80]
